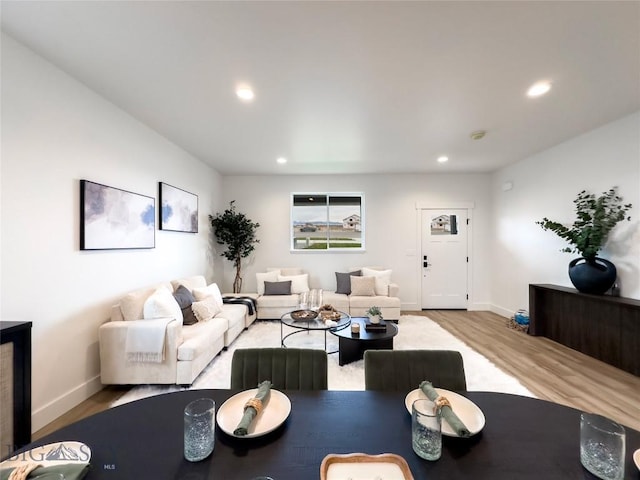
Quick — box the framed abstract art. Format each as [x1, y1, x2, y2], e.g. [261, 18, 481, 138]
[80, 180, 155, 250]
[159, 182, 198, 233]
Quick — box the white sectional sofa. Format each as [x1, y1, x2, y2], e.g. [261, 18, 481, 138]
[99, 275, 256, 386]
[254, 267, 401, 320]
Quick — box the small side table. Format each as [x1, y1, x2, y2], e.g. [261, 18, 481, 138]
[330, 317, 398, 366]
[0, 321, 32, 457]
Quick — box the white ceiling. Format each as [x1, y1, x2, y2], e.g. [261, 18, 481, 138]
[2, 1, 639, 176]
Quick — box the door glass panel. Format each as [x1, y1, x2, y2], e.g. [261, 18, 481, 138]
[430, 214, 458, 235]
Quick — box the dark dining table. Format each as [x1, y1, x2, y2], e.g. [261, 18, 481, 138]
[5, 390, 640, 479]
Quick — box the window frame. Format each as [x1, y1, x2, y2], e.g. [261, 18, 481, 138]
[290, 192, 365, 252]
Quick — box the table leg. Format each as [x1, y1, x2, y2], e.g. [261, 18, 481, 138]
[338, 337, 394, 366]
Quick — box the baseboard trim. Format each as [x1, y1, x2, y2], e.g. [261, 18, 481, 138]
[401, 302, 419, 311]
[469, 302, 491, 311]
[403, 302, 492, 312]
[31, 375, 103, 433]
[490, 304, 513, 319]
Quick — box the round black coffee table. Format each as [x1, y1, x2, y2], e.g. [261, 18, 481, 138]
[330, 317, 398, 365]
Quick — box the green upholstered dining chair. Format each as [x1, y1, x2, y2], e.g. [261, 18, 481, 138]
[230, 347, 328, 390]
[364, 349, 467, 392]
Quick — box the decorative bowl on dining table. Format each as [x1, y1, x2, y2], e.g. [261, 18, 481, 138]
[320, 453, 414, 480]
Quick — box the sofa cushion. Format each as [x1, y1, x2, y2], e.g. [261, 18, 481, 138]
[192, 296, 222, 322]
[349, 295, 401, 309]
[171, 275, 207, 292]
[258, 294, 299, 308]
[216, 304, 247, 329]
[120, 287, 156, 321]
[320, 291, 350, 312]
[256, 271, 279, 295]
[267, 267, 303, 276]
[178, 318, 227, 361]
[277, 273, 309, 294]
[362, 267, 392, 296]
[173, 285, 198, 325]
[350, 275, 376, 296]
[264, 280, 292, 295]
[143, 286, 183, 323]
[193, 283, 224, 308]
[335, 270, 361, 295]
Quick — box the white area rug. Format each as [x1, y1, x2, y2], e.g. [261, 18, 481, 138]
[112, 315, 535, 407]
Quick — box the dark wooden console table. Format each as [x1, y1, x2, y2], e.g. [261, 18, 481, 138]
[0, 321, 32, 454]
[529, 284, 639, 376]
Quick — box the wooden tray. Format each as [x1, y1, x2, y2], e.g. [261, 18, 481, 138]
[320, 453, 414, 480]
[290, 309, 318, 321]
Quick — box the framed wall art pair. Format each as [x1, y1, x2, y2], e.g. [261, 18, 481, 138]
[80, 180, 198, 250]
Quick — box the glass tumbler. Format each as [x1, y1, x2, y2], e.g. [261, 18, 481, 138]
[412, 399, 442, 461]
[184, 398, 215, 462]
[299, 291, 308, 310]
[580, 412, 625, 480]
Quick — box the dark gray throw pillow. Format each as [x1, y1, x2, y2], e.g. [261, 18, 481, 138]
[173, 285, 198, 325]
[264, 280, 292, 295]
[335, 270, 362, 295]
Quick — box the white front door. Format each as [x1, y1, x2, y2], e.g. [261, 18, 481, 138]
[421, 209, 468, 309]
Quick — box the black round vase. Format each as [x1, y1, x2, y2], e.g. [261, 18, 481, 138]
[568, 257, 617, 295]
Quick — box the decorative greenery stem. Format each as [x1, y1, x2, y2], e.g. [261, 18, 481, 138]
[536, 187, 631, 262]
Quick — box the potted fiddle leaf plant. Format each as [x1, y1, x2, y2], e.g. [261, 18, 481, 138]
[209, 201, 260, 293]
[536, 187, 631, 294]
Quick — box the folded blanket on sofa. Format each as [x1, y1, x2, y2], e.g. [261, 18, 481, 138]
[223, 296, 257, 316]
[125, 317, 175, 363]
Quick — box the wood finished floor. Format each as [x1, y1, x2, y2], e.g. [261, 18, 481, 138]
[33, 310, 640, 441]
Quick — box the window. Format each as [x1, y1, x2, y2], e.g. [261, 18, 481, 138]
[291, 193, 364, 251]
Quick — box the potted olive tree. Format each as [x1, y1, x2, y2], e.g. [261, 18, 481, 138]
[209, 201, 260, 293]
[536, 187, 631, 294]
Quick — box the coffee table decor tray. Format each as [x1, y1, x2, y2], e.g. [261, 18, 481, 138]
[291, 309, 319, 321]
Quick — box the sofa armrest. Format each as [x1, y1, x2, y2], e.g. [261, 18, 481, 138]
[99, 318, 183, 352]
[388, 283, 400, 297]
[99, 318, 183, 384]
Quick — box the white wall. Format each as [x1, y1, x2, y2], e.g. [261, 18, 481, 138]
[491, 112, 640, 315]
[0, 34, 223, 432]
[219, 173, 493, 310]
[3, 29, 638, 435]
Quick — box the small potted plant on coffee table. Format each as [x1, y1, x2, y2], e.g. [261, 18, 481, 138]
[366, 306, 383, 324]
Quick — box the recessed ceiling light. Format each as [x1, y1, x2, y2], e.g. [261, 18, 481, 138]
[276, 157, 287, 164]
[437, 156, 449, 163]
[236, 85, 255, 101]
[527, 81, 552, 97]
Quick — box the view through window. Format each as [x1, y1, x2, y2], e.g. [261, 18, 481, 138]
[291, 193, 364, 251]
